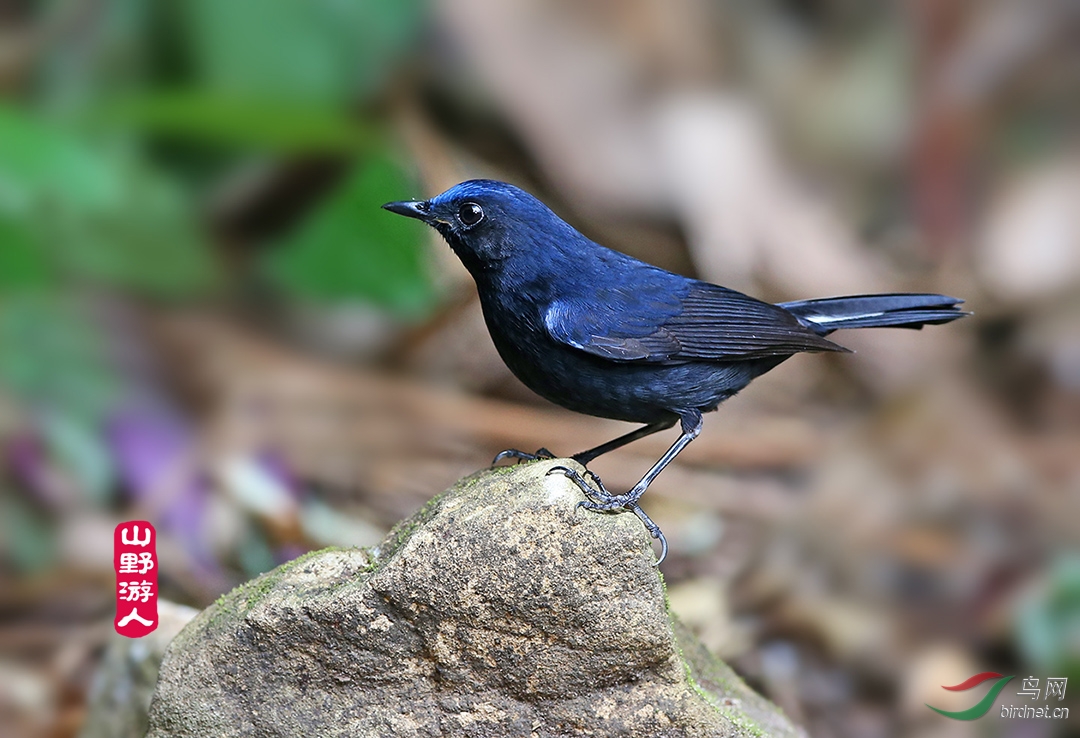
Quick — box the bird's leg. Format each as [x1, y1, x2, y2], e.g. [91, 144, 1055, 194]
[548, 411, 702, 564]
[554, 412, 701, 510]
[571, 418, 676, 464]
[492, 447, 555, 464]
[493, 418, 674, 466]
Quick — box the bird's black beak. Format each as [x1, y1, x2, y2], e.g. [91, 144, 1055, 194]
[381, 200, 432, 222]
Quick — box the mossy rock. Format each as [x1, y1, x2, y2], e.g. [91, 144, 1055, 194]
[147, 460, 804, 737]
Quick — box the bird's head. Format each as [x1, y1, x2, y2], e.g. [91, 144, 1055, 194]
[383, 179, 578, 274]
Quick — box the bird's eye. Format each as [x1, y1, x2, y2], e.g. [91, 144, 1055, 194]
[457, 202, 484, 227]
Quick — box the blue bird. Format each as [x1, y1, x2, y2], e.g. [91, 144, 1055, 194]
[384, 180, 966, 563]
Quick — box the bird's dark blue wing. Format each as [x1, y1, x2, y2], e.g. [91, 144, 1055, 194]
[545, 278, 845, 363]
[543, 282, 684, 361]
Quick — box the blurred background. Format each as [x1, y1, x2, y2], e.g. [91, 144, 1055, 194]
[0, 1, 1078, 736]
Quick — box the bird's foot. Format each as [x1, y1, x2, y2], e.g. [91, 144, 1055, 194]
[546, 464, 614, 505]
[546, 465, 669, 565]
[625, 503, 669, 566]
[493, 447, 555, 465]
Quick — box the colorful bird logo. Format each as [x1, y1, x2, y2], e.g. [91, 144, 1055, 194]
[926, 672, 1015, 720]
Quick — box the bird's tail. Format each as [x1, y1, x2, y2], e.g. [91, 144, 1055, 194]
[778, 293, 967, 336]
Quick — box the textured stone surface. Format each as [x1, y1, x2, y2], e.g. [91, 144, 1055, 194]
[147, 460, 804, 737]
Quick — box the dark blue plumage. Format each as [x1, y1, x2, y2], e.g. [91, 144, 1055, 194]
[383, 179, 966, 562]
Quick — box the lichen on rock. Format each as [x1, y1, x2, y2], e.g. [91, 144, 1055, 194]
[147, 459, 805, 737]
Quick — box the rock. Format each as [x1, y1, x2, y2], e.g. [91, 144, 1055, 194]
[147, 460, 804, 737]
[79, 600, 199, 738]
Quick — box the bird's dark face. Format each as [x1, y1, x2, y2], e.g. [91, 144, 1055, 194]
[383, 179, 573, 275]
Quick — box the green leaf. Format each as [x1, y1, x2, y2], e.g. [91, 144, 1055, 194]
[0, 103, 122, 213]
[0, 104, 220, 298]
[0, 493, 57, 573]
[0, 216, 52, 290]
[105, 92, 378, 153]
[183, 0, 426, 106]
[42, 157, 221, 297]
[36, 0, 153, 115]
[0, 295, 118, 505]
[1016, 554, 1080, 680]
[263, 156, 434, 315]
[41, 410, 116, 506]
[237, 521, 278, 578]
[0, 294, 119, 423]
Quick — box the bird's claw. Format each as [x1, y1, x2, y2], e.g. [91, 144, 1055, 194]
[493, 447, 555, 465]
[550, 466, 668, 565]
[627, 503, 669, 566]
[547, 465, 611, 505]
